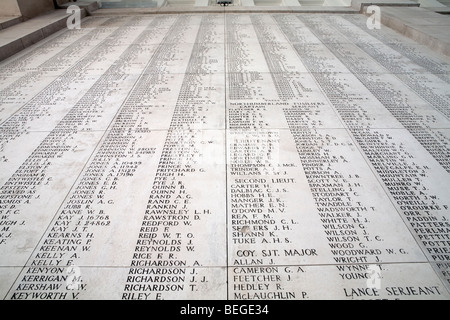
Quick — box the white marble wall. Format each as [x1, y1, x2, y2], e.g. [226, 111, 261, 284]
[0, 13, 449, 300]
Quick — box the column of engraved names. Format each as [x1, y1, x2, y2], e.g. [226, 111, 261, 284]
[227, 14, 316, 300]
[230, 14, 399, 300]
[0, 20, 118, 175]
[243, 14, 450, 300]
[285, 111, 381, 265]
[0, 17, 139, 254]
[276, 15, 450, 292]
[298, 15, 450, 290]
[256, 14, 390, 277]
[0, 18, 113, 123]
[335, 15, 450, 119]
[300, 16, 449, 173]
[124, 14, 226, 300]
[341, 15, 450, 84]
[6, 16, 167, 300]
[251, 15, 372, 270]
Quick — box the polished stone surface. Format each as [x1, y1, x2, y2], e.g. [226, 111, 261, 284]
[0, 12, 449, 300]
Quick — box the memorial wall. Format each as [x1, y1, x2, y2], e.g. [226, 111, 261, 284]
[0, 12, 449, 300]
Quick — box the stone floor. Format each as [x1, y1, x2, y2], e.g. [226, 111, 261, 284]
[0, 11, 449, 300]
[0, 10, 72, 61]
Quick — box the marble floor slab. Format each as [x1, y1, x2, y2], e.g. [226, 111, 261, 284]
[0, 12, 449, 300]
